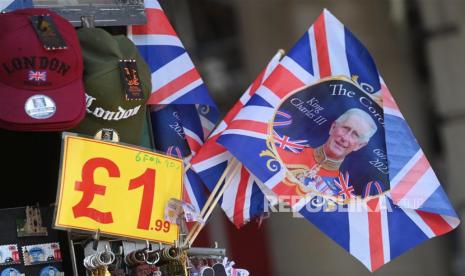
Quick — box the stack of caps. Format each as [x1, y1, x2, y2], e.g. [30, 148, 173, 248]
[0, 8, 85, 131]
[71, 27, 151, 146]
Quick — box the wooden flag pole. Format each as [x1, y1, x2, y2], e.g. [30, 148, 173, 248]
[199, 160, 238, 218]
[183, 158, 240, 246]
[186, 160, 241, 247]
[183, 159, 240, 246]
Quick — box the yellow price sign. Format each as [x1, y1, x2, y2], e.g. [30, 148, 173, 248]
[54, 134, 182, 243]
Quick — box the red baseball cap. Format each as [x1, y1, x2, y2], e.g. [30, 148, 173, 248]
[0, 8, 85, 131]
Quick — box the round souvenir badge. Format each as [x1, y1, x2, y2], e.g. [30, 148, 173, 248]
[40, 265, 59, 276]
[94, 128, 120, 142]
[24, 94, 56, 119]
[269, 76, 389, 204]
[0, 268, 21, 276]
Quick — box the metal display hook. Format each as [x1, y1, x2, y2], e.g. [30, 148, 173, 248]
[81, 228, 101, 251]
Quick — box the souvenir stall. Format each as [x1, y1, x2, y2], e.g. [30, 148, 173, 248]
[0, 1, 461, 276]
[0, 1, 245, 275]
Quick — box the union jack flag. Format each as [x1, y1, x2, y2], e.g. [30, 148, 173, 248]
[216, 9, 460, 271]
[333, 171, 354, 200]
[272, 130, 309, 153]
[128, 0, 219, 213]
[0, 0, 32, 12]
[28, 70, 47, 82]
[191, 51, 283, 228]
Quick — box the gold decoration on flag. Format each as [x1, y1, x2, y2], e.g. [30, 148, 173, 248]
[259, 137, 281, 172]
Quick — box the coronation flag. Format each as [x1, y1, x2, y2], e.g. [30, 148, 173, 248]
[217, 9, 460, 271]
[191, 51, 283, 228]
[128, 0, 219, 213]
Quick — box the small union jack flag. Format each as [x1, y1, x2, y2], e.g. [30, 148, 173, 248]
[333, 171, 355, 200]
[28, 70, 47, 82]
[272, 130, 309, 153]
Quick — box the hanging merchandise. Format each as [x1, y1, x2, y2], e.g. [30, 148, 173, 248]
[74, 238, 249, 275]
[83, 246, 115, 275]
[0, 206, 68, 275]
[0, 244, 21, 265]
[0, 8, 85, 131]
[0, 3, 253, 276]
[70, 27, 151, 146]
[21, 242, 62, 266]
[4, 1, 458, 275]
[165, 198, 203, 228]
[186, 248, 249, 276]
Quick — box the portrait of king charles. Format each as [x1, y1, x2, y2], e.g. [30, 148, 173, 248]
[276, 108, 379, 199]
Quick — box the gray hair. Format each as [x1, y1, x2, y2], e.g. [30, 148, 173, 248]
[335, 108, 377, 142]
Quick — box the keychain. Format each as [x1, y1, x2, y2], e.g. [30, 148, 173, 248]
[83, 246, 115, 276]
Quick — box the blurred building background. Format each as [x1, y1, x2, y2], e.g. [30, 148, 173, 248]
[159, 0, 465, 275]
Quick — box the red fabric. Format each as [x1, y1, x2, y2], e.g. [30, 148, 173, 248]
[0, 8, 85, 131]
[226, 217, 273, 276]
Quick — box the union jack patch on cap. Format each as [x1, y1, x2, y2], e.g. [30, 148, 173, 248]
[28, 70, 47, 81]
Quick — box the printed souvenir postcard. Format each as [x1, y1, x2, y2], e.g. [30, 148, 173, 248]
[21, 243, 61, 266]
[0, 244, 21, 266]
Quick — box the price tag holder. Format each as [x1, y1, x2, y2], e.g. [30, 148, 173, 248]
[54, 133, 183, 243]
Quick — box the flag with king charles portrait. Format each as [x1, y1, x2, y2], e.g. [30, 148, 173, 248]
[216, 9, 460, 272]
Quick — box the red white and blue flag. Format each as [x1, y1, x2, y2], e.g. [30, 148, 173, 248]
[28, 70, 47, 82]
[216, 9, 460, 271]
[272, 130, 309, 153]
[334, 172, 355, 201]
[191, 51, 283, 228]
[128, 0, 219, 213]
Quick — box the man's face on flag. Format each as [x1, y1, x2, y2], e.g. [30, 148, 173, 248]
[324, 114, 370, 160]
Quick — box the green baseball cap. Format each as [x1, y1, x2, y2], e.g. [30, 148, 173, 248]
[71, 27, 151, 145]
